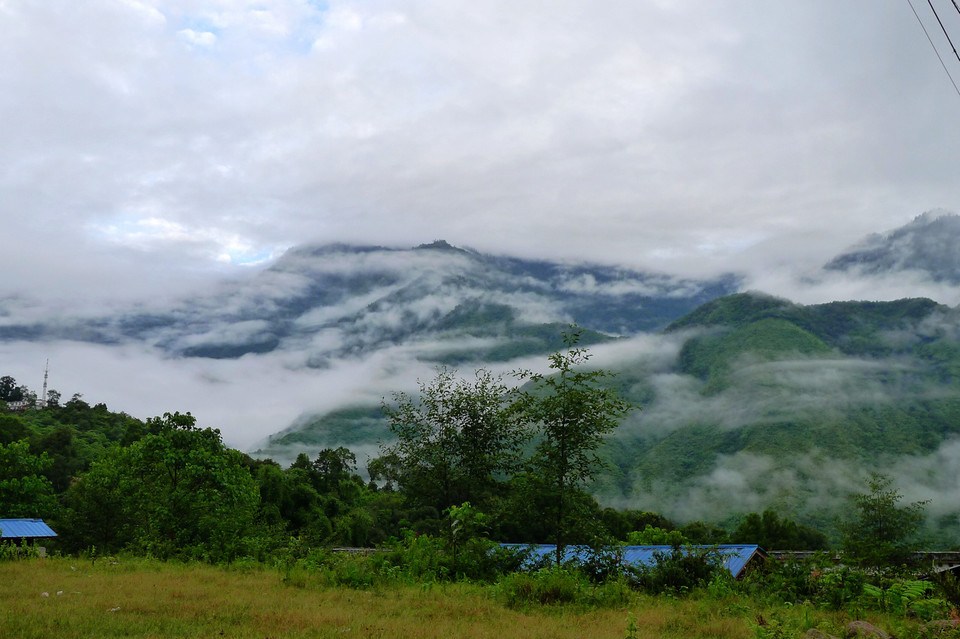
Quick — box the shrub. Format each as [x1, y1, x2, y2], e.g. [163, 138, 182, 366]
[628, 545, 723, 595]
[0, 542, 44, 561]
[738, 554, 873, 611]
[862, 579, 949, 620]
[578, 542, 625, 583]
[497, 565, 633, 609]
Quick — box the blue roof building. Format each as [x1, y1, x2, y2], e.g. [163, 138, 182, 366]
[500, 543, 766, 579]
[0, 519, 58, 540]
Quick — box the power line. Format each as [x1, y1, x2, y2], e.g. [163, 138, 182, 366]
[926, 0, 960, 63]
[906, 0, 960, 99]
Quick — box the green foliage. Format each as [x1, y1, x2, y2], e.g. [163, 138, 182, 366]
[514, 329, 631, 564]
[731, 510, 828, 550]
[862, 580, 948, 620]
[930, 570, 960, 609]
[627, 545, 723, 595]
[738, 555, 888, 612]
[376, 367, 525, 513]
[811, 566, 867, 610]
[679, 521, 729, 545]
[626, 525, 688, 546]
[841, 473, 927, 568]
[497, 566, 584, 606]
[623, 612, 638, 639]
[678, 318, 832, 393]
[63, 412, 260, 562]
[0, 440, 57, 518]
[600, 509, 676, 541]
[371, 530, 522, 584]
[0, 542, 44, 561]
[666, 292, 791, 332]
[496, 565, 631, 608]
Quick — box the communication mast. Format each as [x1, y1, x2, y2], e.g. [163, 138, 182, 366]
[40, 359, 49, 408]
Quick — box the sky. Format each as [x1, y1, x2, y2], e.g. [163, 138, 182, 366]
[4, 0, 960, 451]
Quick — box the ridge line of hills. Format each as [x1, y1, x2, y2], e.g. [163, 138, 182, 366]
[3, 211, 960, 541]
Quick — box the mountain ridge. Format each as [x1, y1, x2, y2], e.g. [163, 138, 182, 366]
[825, 209, 960, 283]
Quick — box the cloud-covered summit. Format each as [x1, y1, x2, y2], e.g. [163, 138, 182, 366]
[0, 241, 739, 366]
[825, 210, 960, 284]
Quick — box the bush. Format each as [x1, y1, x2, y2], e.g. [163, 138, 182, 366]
[578, 542, 625, 583]
[739, 554, 871, 611]
[862, 579, 949, 621]
[739, 556, 823, 603]
[628, 545, 723, 595]
[0, 542, 45, 561]
[496, 565, 631, 608]
[498, 566, 583, 606]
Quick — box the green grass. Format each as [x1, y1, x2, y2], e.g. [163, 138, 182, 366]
[0, 557, 939, 639]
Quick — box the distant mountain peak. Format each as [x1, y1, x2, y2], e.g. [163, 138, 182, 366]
[908, 208, 955, 226]
[415, 239, 458, 250]
[824, 210, 960, 283]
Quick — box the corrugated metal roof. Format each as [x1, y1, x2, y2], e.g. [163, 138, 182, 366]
[0, 519, 58, 539]
[499, 544, 765, 579]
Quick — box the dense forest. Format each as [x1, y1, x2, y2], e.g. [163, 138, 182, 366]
[0, 337, 840, 565]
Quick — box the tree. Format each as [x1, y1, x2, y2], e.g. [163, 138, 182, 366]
[377, 367, 525, 514]
[627, 525, 688, 546]
[514, 329, 631, 564]
[0, 440, 57, 518]
[730, 509, 827, 550]
[841, 473, 927, 567]
[64, 412, 260, 560]
[0, 376, 21, 402]
[45, 389, 61, 408]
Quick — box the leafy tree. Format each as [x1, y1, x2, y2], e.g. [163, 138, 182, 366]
[0, 440, 57, 518]
[0, 413, 29, 445]
[627, 525, 688, 546]
[377, 367, 525, 514]
[514, 329, 631, 564]
[64, 412, 260, 560]
[730, 509, 828, 550]
[0, 376, 22, 402]
[841, 473, 927, 567]
[311, 446, 359, 494]
[678, 520, 729, 544]
[32, 426, 83, 493]
[599, 508, 675, 541]
[490, 472, 605, 544]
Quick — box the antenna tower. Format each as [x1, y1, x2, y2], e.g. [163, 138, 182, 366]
[40, 359, 48, 408]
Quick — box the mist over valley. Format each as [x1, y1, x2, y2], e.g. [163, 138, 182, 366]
[4, 213, 960, 539]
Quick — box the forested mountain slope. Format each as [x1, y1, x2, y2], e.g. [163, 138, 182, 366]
[609, 293, 960, 540]
[267, 292, 960, 543]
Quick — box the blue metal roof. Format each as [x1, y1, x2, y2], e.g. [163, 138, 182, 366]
[500, 544, 765, 579]
[0, 519, 58, 539]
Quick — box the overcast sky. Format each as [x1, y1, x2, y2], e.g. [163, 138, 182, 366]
[4, 1, 960, 448]
[5, 0, 960, 297]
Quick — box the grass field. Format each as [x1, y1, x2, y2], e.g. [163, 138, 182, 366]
[0, 557, 923, 639]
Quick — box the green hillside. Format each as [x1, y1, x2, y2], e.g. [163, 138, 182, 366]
[258, 292, 960, 543]
[677, 317, 833, 393]
[607, 293, 960, 541]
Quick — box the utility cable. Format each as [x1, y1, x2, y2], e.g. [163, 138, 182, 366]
[906, 0, 960, 99]
[926, 0, 960, 63]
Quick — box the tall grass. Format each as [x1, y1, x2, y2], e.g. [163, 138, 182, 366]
[0, 557, 937, 639]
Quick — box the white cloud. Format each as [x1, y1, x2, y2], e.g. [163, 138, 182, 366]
[177, 28, 217, 48]
[5, 0, 960, 475]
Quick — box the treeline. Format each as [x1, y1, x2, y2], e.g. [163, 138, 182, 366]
[0, 338, 833, 563]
